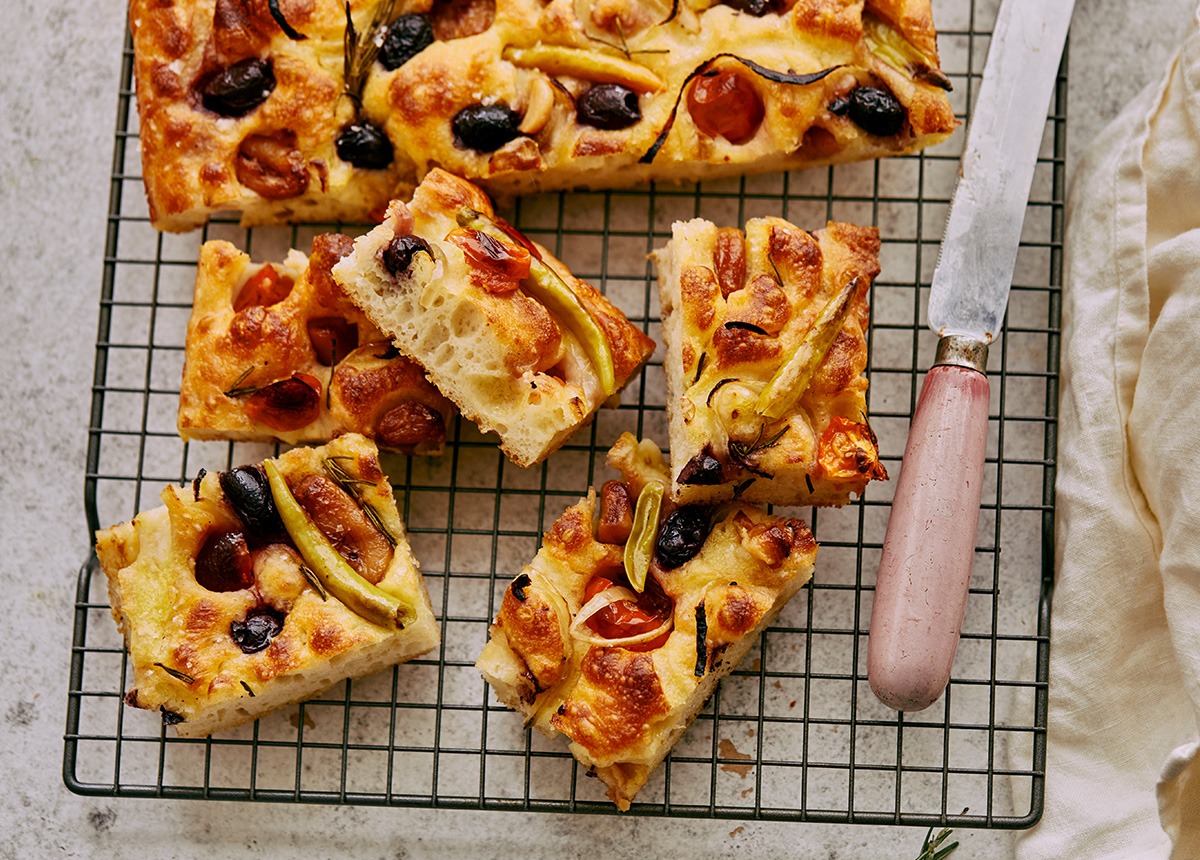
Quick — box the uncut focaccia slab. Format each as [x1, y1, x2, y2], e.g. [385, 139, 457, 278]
[132, 0, 957, 231]
[369, 0, 958, 196]
[476, 433, 816, 810]
[333, 169, 656, 467]
[95, 434, 439, 738]
[653, 217, 887, 507]
[179, 232, 452, 455]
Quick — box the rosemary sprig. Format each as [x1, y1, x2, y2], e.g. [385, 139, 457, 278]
[728, 424, 788, 463]
[343, 0, 396, 109]
[585, 19, 670, 58]
[322, 456, 399, 547]
[913, 823, 960, 860]
[223, 367, 258, 398]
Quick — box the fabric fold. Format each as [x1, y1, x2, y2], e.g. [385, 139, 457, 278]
[1011, 5, 1200, 858]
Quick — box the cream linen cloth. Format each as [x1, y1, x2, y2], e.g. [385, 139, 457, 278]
[1011, 5, 1200, 859]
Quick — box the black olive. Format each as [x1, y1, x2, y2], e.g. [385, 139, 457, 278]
[723, 0, 775, 15]
[230, 606, 286, 654]
[845, 86, 907, 137]
[219, 466, 282, 539]
[200, 58, 275, 117]
[194, 530, 255, 593]
[336, 122, 393, 170]
[378, 13, 434, 71]
[382, 235, 433, 276]
[677, 450, 725, 485]
[451, 104, 522, 152]
[656, 505, 712, 570]
[576, 84, 642, 130]
[160, 707, 185, 725]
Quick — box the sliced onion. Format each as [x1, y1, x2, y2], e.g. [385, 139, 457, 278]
[568, 586, 674, 648]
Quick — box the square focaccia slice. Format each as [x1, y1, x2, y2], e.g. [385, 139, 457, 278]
[476, 433, 816, 810]
[653, 217, 888, 507]
[179, 232, 452, 456]
[95, 434, 439, 738]
[130, 0, 415, 231]
[332, 169, 656, 467]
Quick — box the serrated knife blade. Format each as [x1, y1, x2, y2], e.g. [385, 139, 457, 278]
[868, 0, 1076, 712]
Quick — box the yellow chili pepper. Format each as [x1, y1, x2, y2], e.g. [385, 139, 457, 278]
[502, 45, 664, 93]
[756, 276, 860, 421]
[457, 207, 617, 398]
[623, 481, 664, 593]
[263, 460, 415, 630]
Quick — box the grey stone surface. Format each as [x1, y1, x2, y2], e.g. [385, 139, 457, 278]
[2, 0, 1194, 857]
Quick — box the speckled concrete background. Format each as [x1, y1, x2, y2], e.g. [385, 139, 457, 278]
[2, 1, 1194, 857]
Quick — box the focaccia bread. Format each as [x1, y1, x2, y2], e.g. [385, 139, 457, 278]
[653, 217, 888, 507]
[178, 232, 453, 455]
[130, 0, 414, 231]
[131, 0, 957, 231]
[95, 434, 439, 738]
[332, 169, 656, 467]
[476, 433, 816, 810]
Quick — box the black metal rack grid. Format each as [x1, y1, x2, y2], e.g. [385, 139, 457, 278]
[66, 0, 1060, 830]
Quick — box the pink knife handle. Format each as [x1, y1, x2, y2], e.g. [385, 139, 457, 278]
[868, 362, 990, 712]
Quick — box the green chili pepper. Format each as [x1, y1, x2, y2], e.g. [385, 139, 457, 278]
[263, 460, 415, 630]
[457, 207, 617, 398]
[623, 481, 664, 593]
[756, 276, 860, 421]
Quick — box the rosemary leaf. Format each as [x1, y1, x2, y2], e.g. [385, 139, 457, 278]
[155, 662, 195, 685]
[223, 367, 257, 398]
[299, 563, 328, 600]
[321, 456, 400, 547]
[240, 680, 257, 697]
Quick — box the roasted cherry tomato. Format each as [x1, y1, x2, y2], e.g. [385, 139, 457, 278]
[233, 265, 294, 312]
[243, 373, 322, 432]
[817, 415, 888, 481]
[306, 317, 357, 367]
[687, 67, 765, 145]
[583, 573, 672, 650]
[445, 226, 531, 291]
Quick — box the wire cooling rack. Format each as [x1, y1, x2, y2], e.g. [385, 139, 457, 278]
[65, 0, 1061, 829]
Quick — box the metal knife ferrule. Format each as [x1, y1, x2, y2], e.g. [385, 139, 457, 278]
[933, 335, 988, 374]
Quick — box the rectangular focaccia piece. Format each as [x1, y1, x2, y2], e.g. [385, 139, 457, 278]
[178, 233, 453, 456]
[332, 169, 656, 467]
[131, 0, 957, 231]
[653, 217, 888, 507]
[476, 433, 816, 810]
[95, 434, 439, 738]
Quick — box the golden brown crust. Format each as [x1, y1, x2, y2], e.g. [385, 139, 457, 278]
[654, 216, 888, 507]
[132, 0, 957, 230]
[475, 433, 816, 810]
[178, 234, 453, 454]
[95, 434, 440, 737]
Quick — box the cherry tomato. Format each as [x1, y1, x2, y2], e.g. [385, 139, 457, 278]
[687, 67, 765, 145]
[233, 265, 294, 312]
[244, 373, 322, 432]
[583, 573, 672, 650]
[306, 317, 357, 367]
[445, 227, 531, 292]
[817, 416, 887, 481]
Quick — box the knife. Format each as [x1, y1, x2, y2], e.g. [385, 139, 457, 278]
[867, 0, 1076, 712]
